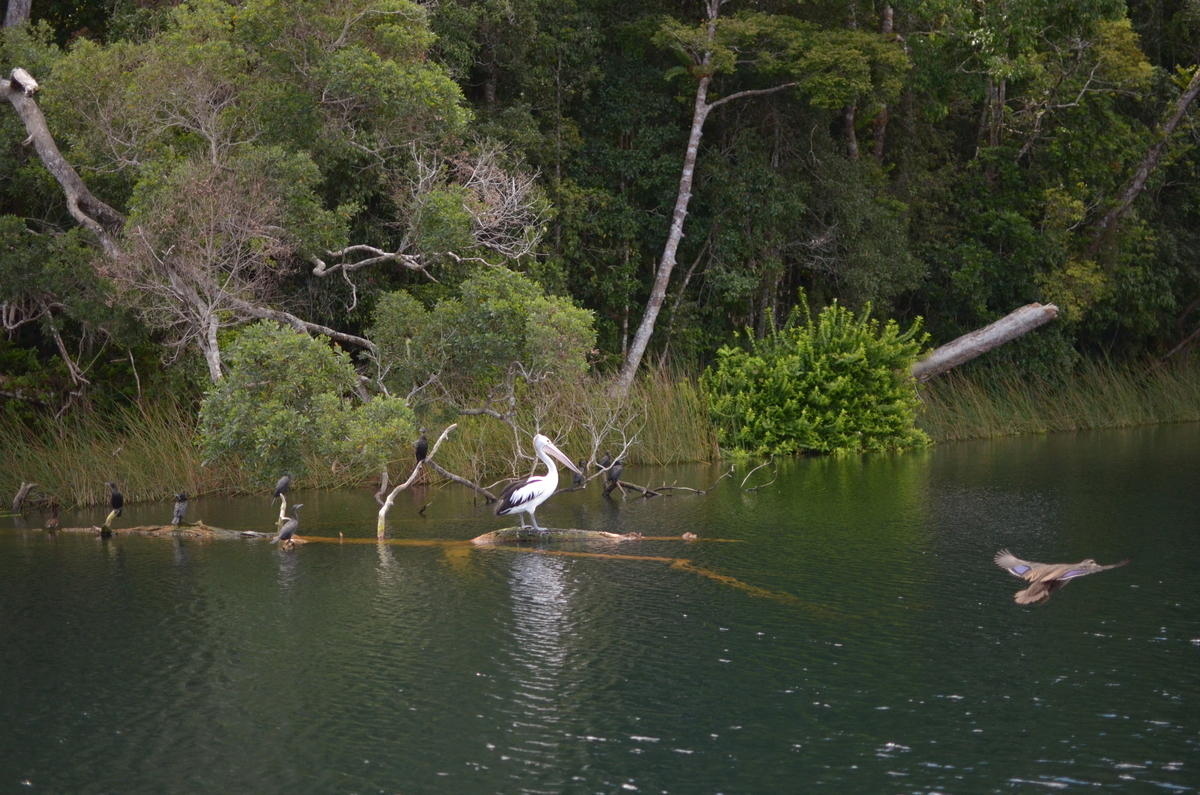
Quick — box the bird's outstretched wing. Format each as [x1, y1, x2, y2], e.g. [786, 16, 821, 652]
[494, 477, 541, 515]
[994, 549, 1042, 579]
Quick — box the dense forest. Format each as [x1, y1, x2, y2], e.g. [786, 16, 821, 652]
[3, 0, 1200, 494]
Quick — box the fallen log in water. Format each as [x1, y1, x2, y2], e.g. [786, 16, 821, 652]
[472, 527, 648, 545]
[49, 522, 289, 541]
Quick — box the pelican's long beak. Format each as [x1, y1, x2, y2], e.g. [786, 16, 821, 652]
[545, 440, 583, 474]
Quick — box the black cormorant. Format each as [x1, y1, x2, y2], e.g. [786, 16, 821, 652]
[105, 481, 124, 517]
[172, 493, 188, 525]
[272, 472, 291, 503]
[603, 460, 624, 496]
[415, 428, 428, 463]
[271, 503, 304, 546]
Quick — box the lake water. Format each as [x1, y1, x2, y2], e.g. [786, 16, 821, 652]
[2, 426, 1198, 794]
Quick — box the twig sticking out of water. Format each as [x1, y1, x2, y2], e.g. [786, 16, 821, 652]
[741, 461, 777, 493]
[653, 464, 735, 495]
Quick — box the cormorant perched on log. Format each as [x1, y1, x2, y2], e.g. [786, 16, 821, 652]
[994, 549, 1131, 604]
[172, 493, 188, 525]
[271, 503, 303, 546]
[603, 460, 624, 496]
[597, 451, 612, 470]
[415, 428, 428, 464]
[572, 461, 585, 489]
[105, 481, 123, 517]
[272, 472, 291, 504]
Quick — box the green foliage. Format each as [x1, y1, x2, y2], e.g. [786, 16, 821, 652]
[198, 322, 415, 482]
[371, 267, 595, 400]
[703, 299, 929, 456]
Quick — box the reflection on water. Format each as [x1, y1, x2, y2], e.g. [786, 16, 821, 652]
[1, 425, 1198, 794]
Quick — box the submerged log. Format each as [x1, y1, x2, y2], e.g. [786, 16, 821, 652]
[911, 302, 1058, 382]
[472, 527, 646, 545]
[50, 522, 285, 541]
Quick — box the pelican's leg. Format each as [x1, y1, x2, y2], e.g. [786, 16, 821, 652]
[530, 511, 547, 534]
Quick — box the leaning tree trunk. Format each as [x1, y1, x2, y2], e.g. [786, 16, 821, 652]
[911, 303, 1059, 382]
[1, 69, 125, 257]
[1088, 67, 1200, 256]
[610, 56, 714, 399]
[611, 4, 795, 398]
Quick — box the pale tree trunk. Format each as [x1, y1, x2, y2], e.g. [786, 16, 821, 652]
[610, 70, 713, 398]
[201, 313, 222, 382]
[3, 0, 31, 27]
[1, 69, 125, 257]
[611, 2, 795, 397]
[1089, 67, 1200, 256]
[843, 102, 859, 159]
[911, 303, 1059, 382]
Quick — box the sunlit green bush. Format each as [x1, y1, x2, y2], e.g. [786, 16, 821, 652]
[702, 300, 929, 455]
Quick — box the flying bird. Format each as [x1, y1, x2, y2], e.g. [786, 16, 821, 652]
[603, 459, 624, 496]
[494, 434, 582, 534]
[415, 428, 428, 464]
[994, 549, 1131, 604]
[272, 472, 291, 504]
[271, 503, 304, 547]
[105, 481, 124, 517]
[171, 493, 188, 525]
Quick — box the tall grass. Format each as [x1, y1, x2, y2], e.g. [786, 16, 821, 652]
[1, 371, 718, 508]
[429, 370, 718, 485]
[10, 357, 1199, 509]
[917, 356, 1200, 442]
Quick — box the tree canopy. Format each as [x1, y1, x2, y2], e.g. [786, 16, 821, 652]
[3, 0, 1200, 418]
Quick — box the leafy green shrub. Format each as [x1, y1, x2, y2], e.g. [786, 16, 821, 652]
[199, 322, 415, 483]
[702, 300, 929, 455]
[371, 267, 595, 401]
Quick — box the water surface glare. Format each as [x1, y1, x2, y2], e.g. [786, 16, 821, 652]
[2, 426, 1198, 794]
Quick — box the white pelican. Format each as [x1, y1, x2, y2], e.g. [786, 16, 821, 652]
[494, 434, 582, 533]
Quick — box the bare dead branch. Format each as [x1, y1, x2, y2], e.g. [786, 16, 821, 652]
[1, 69, 125, 257]
[376, 424, 458, 537]
[12, 482, 37, 515]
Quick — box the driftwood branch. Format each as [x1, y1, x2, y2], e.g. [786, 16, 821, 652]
[425, 459, 497, 502]
[376, 424, 457, 537]
[911, 303, 1059, 382]
[654, 465, 735, 495]
[1, 69, 125, 258]
[742, 462, 777, 493]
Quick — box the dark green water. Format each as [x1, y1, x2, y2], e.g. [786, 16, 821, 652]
[2, 426, 1198, 794]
